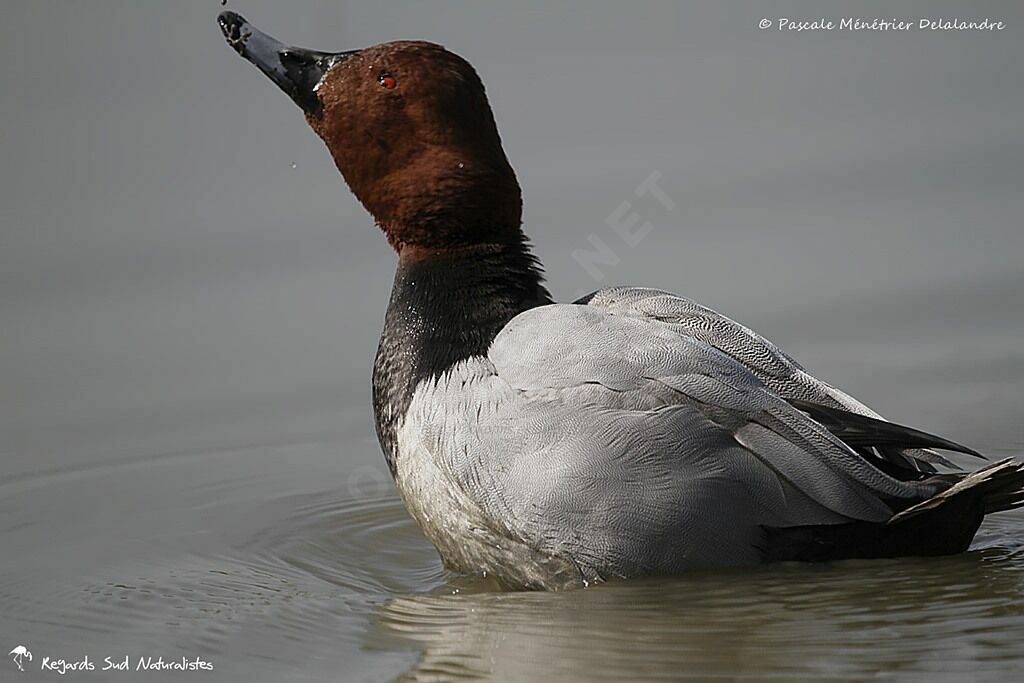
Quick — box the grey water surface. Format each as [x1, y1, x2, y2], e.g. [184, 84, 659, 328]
[2, 1, 1023, 681]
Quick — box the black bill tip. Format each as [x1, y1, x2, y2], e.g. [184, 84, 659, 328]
[217, 12, 355, 117]
[217, 11, 250, 55]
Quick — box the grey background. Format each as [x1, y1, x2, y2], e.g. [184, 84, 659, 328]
[3, 0, 1022, 480]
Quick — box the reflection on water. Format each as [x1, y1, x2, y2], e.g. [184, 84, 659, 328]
[376, 529, 1024, 681]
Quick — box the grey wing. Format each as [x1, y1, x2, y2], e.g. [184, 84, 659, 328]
[418, 303, 941, 579]
[578, 287, 966, 473]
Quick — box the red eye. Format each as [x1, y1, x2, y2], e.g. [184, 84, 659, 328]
[379, 73, 397, 89]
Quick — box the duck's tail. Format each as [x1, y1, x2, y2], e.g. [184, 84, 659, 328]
[764, 458, 1024, 563]
[890, 458, 1024, 522]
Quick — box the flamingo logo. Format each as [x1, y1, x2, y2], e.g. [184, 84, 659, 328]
[9, 646, 32, 672]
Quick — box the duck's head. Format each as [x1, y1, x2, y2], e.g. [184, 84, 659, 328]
[218, 12, 522, 252]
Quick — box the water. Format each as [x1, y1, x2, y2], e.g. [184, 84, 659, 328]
[3, 405, 1024, 681]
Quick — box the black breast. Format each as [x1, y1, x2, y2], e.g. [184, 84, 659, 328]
[371, 239, 551, 476]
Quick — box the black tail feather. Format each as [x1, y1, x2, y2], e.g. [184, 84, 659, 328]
[765, 459, 1024, 563]
[890, 458, 1024, 522]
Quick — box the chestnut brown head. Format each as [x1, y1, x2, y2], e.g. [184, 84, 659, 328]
[218, 12, 522, 252]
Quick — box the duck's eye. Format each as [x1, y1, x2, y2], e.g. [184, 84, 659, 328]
[379, 73, 397, 90]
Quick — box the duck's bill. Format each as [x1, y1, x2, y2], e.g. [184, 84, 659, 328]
[218, 11, 355, 117]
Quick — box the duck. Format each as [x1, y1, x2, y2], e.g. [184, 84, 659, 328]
[217, 12, 1024, 590]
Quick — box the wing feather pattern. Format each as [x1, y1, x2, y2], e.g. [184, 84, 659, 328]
[578, 288, 970, 475]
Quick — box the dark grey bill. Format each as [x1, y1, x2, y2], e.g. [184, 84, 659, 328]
[217, 11, 356, 116]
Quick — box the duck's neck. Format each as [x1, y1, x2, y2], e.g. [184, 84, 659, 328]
[372, 234, 551, 474]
